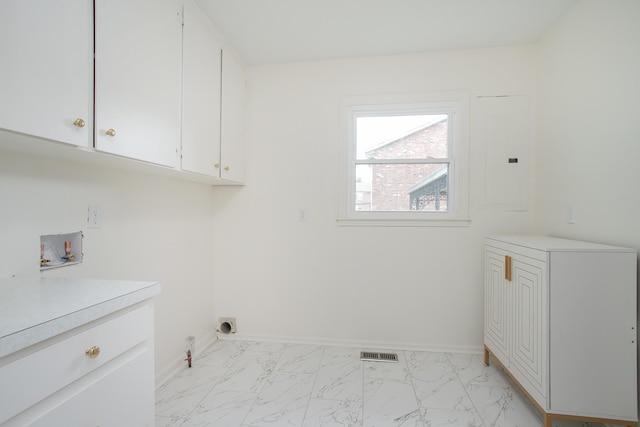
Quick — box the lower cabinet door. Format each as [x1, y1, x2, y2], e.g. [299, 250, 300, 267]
[30, 348, 154, 427]
[510, 255, 546, 403]
[484, 248, 510, 363]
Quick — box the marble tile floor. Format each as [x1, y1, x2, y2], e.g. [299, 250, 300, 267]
[155, 339, 606, 427]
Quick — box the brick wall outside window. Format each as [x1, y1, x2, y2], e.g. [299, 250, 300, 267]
[364, 120, 448, 211]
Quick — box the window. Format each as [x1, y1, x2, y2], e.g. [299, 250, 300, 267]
[338, 91, 470, 226]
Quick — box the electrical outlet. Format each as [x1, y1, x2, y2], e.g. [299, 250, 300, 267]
[567, 206, 575, 224]
[88, 205, 101, 229]
[567, 206, 576, 224]
[299, 208, 308, 222]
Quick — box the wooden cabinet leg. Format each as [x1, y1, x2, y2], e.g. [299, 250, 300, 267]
[483, 345, 490, 366]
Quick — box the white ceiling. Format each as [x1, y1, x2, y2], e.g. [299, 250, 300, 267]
[195, 0, 580, 66]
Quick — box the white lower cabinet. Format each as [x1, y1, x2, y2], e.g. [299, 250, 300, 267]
[0, 303, 155, 426]
[486, 248, 546, 402]
[484, 235, 638, 427]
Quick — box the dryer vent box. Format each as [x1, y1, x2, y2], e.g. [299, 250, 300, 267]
[217, 317, 237, 334]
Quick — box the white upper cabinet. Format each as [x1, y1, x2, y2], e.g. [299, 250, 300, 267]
[0, 0, 246, 184]
[220, 47, 247, 183]
[181, 0, 222, 177]
[94, 0, 182, 168]
[0, 0, 93, 147]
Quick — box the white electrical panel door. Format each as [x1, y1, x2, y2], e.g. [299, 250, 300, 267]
[478, 96, 530, 211]
[94, 0, 182, 168]
[0, 0, 92, 147]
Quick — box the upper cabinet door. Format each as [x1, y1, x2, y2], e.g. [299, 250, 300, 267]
[181, 0, 222, 177]
[220, 48, 247, 183]
[0, 0, 92, 147]
[94, 0, 182, 168]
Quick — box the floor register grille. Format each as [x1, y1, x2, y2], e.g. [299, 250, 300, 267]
[360, 351, 399, 362]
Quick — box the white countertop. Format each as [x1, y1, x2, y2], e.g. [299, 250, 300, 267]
[0, 277, 160, 358]
[486, 235, 636, 253]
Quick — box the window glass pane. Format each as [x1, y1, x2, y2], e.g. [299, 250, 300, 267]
[355, 164, 448, 212]
[356, 114, 448, 160]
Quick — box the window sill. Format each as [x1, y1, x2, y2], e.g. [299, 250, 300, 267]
[336, 217, 471, 227]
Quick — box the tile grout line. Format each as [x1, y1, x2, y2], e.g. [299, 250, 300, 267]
[447, 352, 489, 426]
[404, 349, 429, 427]
[184, 342, 250, 424]
[361, 350, 366, 426]
[238, 342, 290, 427]
[299, 345, 327, 426]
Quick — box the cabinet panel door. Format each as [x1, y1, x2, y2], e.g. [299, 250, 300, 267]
[220, 48, 247, 183]
[549, 252, 637, 419]
[29, 349, 154, 427]
[484, 249, 510, 363]
[95, 0, 182, 168]
[510, 256, 546, 399]
[0, 306, 150, 424]
[0, 0, 92, 147]
[181, 0, 222, 177]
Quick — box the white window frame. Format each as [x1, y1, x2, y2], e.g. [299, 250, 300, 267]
[338, 91, 470, 227]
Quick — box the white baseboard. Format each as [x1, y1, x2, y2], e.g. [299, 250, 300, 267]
[214, 332, 483, 355]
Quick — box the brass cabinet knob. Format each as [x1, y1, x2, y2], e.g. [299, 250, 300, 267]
[224, 166, 230, 172]
[214, 163, 220, 169]
[85, 346, 101, 359]
[73, 118, 85, 128]
[105, 129, 116, 137]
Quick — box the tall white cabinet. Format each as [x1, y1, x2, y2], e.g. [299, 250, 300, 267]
[484, 235, 638, 427]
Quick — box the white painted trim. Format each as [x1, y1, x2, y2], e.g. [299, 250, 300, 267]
[336, 217, 471, 227]
[215, 332, 483, 355]
[338, 90, 470, 226]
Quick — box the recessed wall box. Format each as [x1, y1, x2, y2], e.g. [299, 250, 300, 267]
[40, 231, 83, 270]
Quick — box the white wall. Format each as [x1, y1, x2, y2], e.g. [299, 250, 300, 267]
[6, 0, 635, 382]
[0, 150, 218, 384]
[536, 0, 640, 406]
[536, 0, 640, 250]
[211, 46, 539, 352]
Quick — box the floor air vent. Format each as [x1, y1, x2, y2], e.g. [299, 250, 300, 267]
[360, 351, 399, 362]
